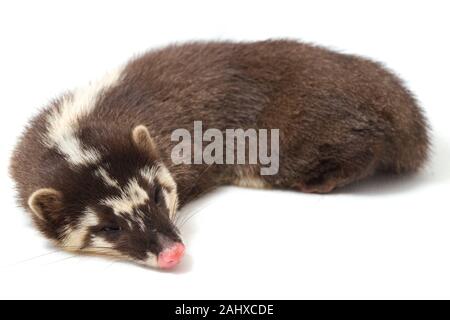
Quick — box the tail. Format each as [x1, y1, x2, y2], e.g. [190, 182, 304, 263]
[379, 94, 430, 174]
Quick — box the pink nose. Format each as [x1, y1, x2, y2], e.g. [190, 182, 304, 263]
[157, 243, 185, 269]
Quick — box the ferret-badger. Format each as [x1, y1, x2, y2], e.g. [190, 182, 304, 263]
[10, 40, 429, 269]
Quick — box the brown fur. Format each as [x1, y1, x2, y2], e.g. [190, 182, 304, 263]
[9, 40, 429, 262]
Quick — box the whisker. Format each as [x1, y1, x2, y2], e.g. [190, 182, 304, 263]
[103, 260, 118, 270]
[44, 255, 80, 266]
[180, 164, 215, 194]
[177, 202, 212, 229]
[59, 245, 115, 250]
[173, 163, 215, 223]
[3, 246, 121, 269]
[3, 250, 62, 268]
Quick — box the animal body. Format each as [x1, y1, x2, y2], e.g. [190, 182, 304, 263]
[10, 40, 429, 269]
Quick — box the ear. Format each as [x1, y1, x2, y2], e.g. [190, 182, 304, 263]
[132, 125, 159, 158]
[28, 188, 63, 221]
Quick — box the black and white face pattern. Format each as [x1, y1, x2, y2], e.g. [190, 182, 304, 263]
[26, 68, 183, 267]
[29, 135, 183, 267]
[65, 161, 180, 267]
[27, 138, 183, 267]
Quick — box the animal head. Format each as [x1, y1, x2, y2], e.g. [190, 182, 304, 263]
[26, 125, 184, 269]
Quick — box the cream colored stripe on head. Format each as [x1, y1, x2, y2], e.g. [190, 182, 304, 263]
[61, 208, 99, 250]
[44, 66, 125, 166]
[101, 178, 149, 218]
[141, 165, 159, 183]
[156, 165, 179, 219]
[141, 164, 179, 219]
[141, 252, 158, 267]
[95, 167, 121, 188]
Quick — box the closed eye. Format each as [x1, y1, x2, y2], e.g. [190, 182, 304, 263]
[154, 185, 164, 205]
[99, 226, 122, 233]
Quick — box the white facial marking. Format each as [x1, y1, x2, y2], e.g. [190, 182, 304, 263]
[101, 178, 149, 218]
[95, 167, 120, 188]
[156, 165, 177, 191]
[134, 209, 147, 231]
[141, 166, 158, 183]
[140, 164, 179, 219]
[156, 165, 179, 218]
[91, 236, 113, 249]
[44, 66, 124, 166]
[61, 208, 99, 250]
[84, 236, 122, 257]
[142, 252, 158, 267]
[96, 164, 178, 232]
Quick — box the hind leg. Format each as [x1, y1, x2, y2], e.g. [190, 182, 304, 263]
[292, 144, 382, 194]
[264, 96, 387, 194]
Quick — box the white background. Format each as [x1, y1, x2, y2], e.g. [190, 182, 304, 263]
[0, 0, 449, 299]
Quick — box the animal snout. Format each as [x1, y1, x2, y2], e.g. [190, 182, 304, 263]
[157, 242, 185, 269]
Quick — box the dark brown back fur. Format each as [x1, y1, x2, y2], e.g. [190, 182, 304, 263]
[11, 39, 429, 215]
